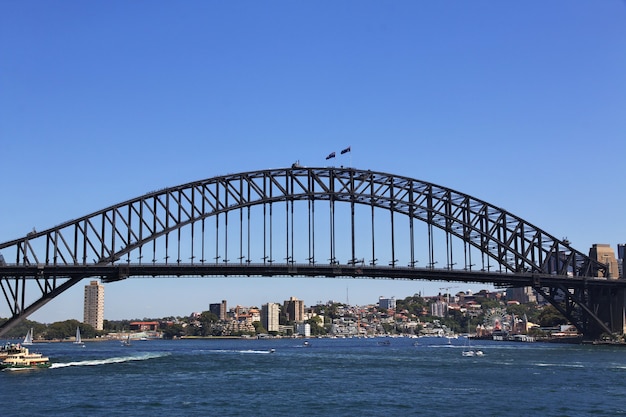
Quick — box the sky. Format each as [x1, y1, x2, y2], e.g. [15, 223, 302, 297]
[1, 1, 625, 323]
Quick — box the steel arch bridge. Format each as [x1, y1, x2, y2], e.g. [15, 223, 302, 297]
[1, 166, 625, 339]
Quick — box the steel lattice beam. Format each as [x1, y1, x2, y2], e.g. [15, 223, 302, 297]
[0, 167, 621, 338]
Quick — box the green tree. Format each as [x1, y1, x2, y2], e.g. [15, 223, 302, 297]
[252, 321, 267, 334]
[198, 311, 219, 336]
[396, 294, 428, 318]
[0, 318, 47, 340]
[506, 302, 540, 324]
[45, 319, 83, 340]
[475, 297, 501, 310]
[537, 305, 568, 327]
[162, 323, 185, 339]
[306, 316, 326, 335]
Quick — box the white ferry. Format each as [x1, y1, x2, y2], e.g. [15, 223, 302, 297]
[0, 344, 51, 370]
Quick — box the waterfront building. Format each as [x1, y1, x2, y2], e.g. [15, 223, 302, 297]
[378, 296, 396, 310]
[249, 307, 261, 323]
[283, 296, 305, 322]
[130, 321, 159, 331]
[209, 300, 227, 320]
[296, 322, 311, 337]
[261, 302, 280, 333]
[430, 300, 447, 318]
[83, 280, 104, 330]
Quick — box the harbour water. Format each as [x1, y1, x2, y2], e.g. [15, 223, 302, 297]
[2, 337, 626, 416]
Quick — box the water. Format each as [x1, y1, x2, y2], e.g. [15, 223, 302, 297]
[2, 337, 626, 416]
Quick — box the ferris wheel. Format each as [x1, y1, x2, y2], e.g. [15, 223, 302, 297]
[483, 308, 508, 332]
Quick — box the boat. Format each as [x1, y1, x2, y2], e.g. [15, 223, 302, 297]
[0, 345, 50, 370]
[462, 325, 484, 357]
[74, 327, 85, 346]
[121, 333, 131, 347]
[22, 328, 34, 345]
[0, 342, 24, 360]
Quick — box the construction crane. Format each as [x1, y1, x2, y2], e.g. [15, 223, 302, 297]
[439, 286, 458, 304]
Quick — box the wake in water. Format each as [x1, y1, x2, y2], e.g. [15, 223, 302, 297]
[206, 349, 275, 355]
[50, 352, 170, 369]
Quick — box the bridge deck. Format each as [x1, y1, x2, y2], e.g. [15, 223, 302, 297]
[2, 263, 624, 289]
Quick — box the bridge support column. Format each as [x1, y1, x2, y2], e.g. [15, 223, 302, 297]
[589, 287, 626, 337]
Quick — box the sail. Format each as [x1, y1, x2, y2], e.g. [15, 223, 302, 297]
[74, 327, 84, 345]
[462, 323, 483, 357]
[22, 328, 33, 345]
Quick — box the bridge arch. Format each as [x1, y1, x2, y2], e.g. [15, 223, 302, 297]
[0, 167, 604, 275]
[0, 167, 615, 337]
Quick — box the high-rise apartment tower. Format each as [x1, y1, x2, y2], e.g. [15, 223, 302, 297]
[84, 280, 104, 330]
[262, 302, 280, 333]
[283, 296, 305, 322]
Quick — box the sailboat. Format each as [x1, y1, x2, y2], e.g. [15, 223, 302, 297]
[22, 328, 34, 345]
[74, 327, 85, 346]
[121, 332, 131, 347]
[462, 324, 484, 357]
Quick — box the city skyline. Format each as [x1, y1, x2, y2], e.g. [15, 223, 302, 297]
[2, 2, 625, 323]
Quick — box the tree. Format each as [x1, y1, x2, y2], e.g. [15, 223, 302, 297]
[537, 305, 568, 327]
[306, 316, 326, 336]
[0, 318, 47, 339]
[252, 321, 267, 334]
[198, 311, 219, 336]
[396, 294, 428, 318]
[506, 302, 541, 324]
[475, 297, 501, 310]
[162, 323, 185, 339]
[45, 319, 84, 340]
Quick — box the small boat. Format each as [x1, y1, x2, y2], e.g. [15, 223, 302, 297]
[0, 345, 50, 370]
[121, 333, 131, 347]
[303, 340, 311, 347]
[462, 325, 484, 357]
[74, 327, 85, 346]
[22, 328, 34, 345]
[462, 348, 484, 357]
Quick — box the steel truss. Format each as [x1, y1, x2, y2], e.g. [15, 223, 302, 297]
[0, 167, 617, 338]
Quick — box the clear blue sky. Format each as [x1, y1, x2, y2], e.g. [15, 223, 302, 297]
[1, 1, 625, 323]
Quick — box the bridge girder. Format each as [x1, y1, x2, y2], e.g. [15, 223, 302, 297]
[0, 167, 618, 338]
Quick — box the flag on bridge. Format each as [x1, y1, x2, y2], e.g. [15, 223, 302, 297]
[341, 146, 351, 154]
[325, 151, 336, 160]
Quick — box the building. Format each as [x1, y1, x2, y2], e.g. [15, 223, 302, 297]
[506, 287, 537, 304]
[283, 296, 305, 322]
[296, 322, 311, 337]
[209, 300, 228, 320]
[83, 280, 104, 330]
[379, 296, 396, 310]
[261, 302, 280, 333]
[430, 300, 447, 318]
[618, 244, 624, 278]
[589, 244, 619, 279]
[130, 321, 159, 331]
